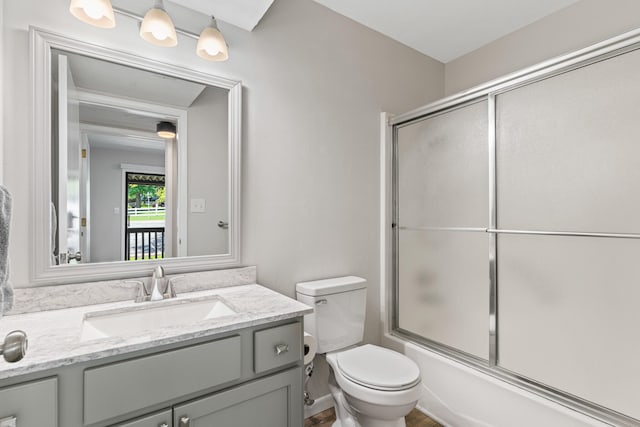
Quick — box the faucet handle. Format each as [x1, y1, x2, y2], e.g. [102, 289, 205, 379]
[166, 275, 185, 298]
[124, 280, 148, 303]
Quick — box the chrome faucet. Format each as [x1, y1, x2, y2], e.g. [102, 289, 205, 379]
[133, 266, 178, 303]
[149, 265, 166, 301]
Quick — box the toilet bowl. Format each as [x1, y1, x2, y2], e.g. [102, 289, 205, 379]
[326, 344, 422, 427]
[296, 277, 423, 427]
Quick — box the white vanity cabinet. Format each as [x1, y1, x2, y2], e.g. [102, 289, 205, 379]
[0, 319, 303, 427]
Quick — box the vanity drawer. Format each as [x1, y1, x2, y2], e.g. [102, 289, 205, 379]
[0, 377, 57, 427]
[84, 335, 241, 425]
[254, 322, 302, 373]
[111, 409, 172, 427]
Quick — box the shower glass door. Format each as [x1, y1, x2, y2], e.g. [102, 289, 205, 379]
[494, 47, 640, 421]
[392, 35, 640, 425]
[395, 100, 490, 361]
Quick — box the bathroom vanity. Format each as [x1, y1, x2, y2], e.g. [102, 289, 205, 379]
[0, 272, 312, 427]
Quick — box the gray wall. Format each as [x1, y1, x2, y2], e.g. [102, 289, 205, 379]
[0, 3, 3, 181]
[2, 0, 443, 401]
[445, 0, 640, 95]
[89, 146, 164, 263]
[187, 86, 229, 256]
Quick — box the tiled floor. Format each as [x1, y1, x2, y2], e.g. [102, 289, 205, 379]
[304, 407, 442, 427]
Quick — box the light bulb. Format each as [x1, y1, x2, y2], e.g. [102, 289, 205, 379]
[205, 45, 220, 56]
[83, 3, 104, 19]
[151, 26, 169, 41]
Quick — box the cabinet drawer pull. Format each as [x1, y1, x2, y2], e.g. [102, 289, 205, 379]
[275, 343, 289, 355]
[159, 423, 169, 427]
[179, 416, 191, 427]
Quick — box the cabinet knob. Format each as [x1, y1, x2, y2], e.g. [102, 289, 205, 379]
[1, 330, 28, 363]
[158, 423, 169, 427]
[179, 416, 191, 427]
[275, 343, 289, 355]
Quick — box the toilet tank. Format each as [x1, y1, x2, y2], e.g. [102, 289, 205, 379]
[296, 276, 367, 353]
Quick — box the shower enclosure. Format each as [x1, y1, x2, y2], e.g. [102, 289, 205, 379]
[391, 29, 640, 426]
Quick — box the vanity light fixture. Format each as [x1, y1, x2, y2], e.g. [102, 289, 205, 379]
[140, 0, 178, 47]
[68, 0, 229, 61]
[156, 121, 177, 139]
[69, 0, 115, 28]
[196, 17, 229, 62]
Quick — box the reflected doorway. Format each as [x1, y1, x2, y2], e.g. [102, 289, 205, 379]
[125, 172, 166, 261]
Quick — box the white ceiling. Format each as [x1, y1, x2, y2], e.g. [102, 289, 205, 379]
[165, 0, 579, 62]
[313, 0, 579, 63]
[171, 0, 275, 31]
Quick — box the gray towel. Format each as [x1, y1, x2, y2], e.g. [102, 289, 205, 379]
[0, 185, 13, 316]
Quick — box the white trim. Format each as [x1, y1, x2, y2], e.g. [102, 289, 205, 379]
[30, 27, 242, 285]
[303, 394, 334, 420]
[81, 123, 160, 142]
[379, 112, 393, 338]
[120, 163, 165, 174]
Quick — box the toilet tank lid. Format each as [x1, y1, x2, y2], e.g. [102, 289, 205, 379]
[296, 276, 366, 296]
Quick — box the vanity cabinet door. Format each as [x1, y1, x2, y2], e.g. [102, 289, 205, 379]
[0, 377, 57, 427]
[111, 409, 172, 427]
[173, 367, 302, 427]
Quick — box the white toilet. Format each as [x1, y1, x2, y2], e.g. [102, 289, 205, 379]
[296, 276, 422, 427]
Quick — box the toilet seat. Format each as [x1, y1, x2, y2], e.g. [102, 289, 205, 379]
[336, 344, 421, 391]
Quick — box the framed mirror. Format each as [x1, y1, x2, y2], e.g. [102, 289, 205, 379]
[31, 27, 241, 284]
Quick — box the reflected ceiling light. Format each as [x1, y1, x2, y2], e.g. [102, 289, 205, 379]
[156, 121, 177, 139]
[196, 17, 229, 62]
[69, 0, 115, 28]
[140, 0, 178, 47]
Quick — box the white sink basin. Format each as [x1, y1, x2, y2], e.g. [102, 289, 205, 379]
[80, 297, 236, 341]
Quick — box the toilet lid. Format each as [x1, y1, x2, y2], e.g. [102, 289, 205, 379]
[336, 344, 421, 391]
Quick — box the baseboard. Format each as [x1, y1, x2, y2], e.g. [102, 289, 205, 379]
[415, 404, 450, 427]
[304, 393, 334, 419]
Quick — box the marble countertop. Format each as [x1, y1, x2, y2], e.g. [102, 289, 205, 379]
[0, 284, 312, 380]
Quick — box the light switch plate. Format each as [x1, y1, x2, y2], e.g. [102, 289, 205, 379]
[190, 198, 206, 213]
[0, 416, 17, 427]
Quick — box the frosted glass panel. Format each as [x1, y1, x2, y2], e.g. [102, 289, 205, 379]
[498, 234, 640, 419]
[397, 101, 488, 228]
[497, 48, 640, 233]
[398, 229, 489, 359]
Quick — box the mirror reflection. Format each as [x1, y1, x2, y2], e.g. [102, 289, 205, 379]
[51, 49, 230, 266]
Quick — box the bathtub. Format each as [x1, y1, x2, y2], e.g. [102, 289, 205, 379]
[382, 335, 610, 427]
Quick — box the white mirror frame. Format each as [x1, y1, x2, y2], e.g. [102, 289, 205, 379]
[30, 27, 242, 285]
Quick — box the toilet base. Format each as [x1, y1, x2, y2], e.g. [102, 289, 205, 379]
[329, 368, 410, 427]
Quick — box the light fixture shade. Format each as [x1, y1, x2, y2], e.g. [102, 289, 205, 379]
[196, 17, 229, 61]
[156, 121, 177, 139]
[140, 0, 178, 47]
[69, 0, 115, 28]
